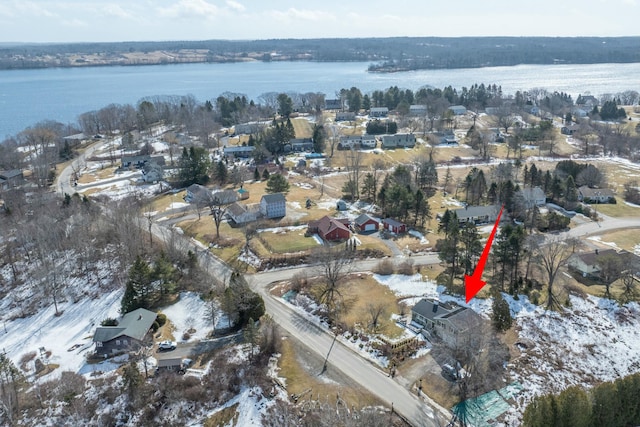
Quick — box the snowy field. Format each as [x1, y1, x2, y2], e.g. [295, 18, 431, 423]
[160, 292, 229, 342]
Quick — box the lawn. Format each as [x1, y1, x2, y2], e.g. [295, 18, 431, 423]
[590, 197, 640, 217]
[291, 117, 313, 138]
[258, 228, 320, 253]
[149, 190, 187, 212]
[586, 229, 640, 253]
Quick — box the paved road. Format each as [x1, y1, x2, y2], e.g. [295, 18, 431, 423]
[246, 255, 451, 427]
[155, 333, 243, 361]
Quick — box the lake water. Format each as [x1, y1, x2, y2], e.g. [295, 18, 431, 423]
[1, 61, 640, 138]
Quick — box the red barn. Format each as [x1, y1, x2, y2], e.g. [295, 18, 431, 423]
[354, 213, 379, 233]
[382, 218, 407, 234]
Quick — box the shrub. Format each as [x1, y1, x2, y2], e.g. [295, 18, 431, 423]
[156, 313, 167, 327]
[100, 317, 118, 326]
[374, 259, 395, 275]
[397, 259, 415, 275]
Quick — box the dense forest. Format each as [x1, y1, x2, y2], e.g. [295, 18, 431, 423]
[1, 36, 639, 71]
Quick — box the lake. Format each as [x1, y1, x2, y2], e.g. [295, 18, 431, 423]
[2, 61, 640, 138]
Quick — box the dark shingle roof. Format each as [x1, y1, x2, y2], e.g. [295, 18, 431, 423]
[93, 308, 156, 343]
[262, 193, 286, 204]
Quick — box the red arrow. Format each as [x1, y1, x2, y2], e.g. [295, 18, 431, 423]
[465, 205, 504, 303]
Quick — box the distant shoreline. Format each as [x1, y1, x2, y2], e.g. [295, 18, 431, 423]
[2, 36, 639, 72]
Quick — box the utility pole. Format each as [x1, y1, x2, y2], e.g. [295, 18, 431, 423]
[319, 330, 338, 375]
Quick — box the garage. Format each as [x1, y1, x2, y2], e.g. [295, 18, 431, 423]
[363, 223, 377, 232]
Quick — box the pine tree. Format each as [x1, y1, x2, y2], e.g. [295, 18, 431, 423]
[253, 167, 260, 181]
[214, 159, 228, 184]
[491, 292, 513, 332]
[262, 168, 270, 180]
[120, 256, 154, 313]
[265, 173, 290, 193]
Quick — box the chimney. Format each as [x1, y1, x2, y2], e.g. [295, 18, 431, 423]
[138, 315, 142, 320]
[595, 249, 599, 255]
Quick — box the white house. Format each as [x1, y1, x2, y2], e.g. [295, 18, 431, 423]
[370, 107, 389, 118]
[448, 105, 467, 115]
[409, 105, 427, 116]
[381, 134, 416, 149]
[518, 187, 546, 208]
[260, 193, 287, 218]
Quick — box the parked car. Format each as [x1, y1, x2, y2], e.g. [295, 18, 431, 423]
[158, 340, 177, 351]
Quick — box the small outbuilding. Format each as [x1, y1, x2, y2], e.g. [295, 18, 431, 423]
[354, 214, 379, 233]
[382, 218, 407, 234]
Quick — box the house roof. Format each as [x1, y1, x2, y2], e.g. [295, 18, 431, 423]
[93, 308, 157, 343]
[309, 215, 350, 238]
[354, 213, 378, 226]
[520, 187, 545, 201]
[121, 154, 151, 164]
[382, 218, 405, 228]
[412, 299, 457, 322]
[0, 169, 23, 179]
[453, 205, 500, 221]
[578, 186, 615, 198]
[261, 193, 286, 204]
[157, 358, 184, 368]
[412, 299, 481, 331]
[227, 202, 248, 217]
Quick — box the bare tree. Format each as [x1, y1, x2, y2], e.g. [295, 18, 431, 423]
[312, 247, 354, 325]
[209, 189, 237, 240]
[620, 271, 638, 304]
[343, 148, 363, 200]
[366, 303, 387, 333]
[534, 237, 572, 310]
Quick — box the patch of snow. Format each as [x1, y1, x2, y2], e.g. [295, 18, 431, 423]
[587, 235, 620, 249]
[168, 202, 190, 210]
[160, 292, 224, 341]
[373, 273, 438, 298]
[288, 201, 302, 209]
[311, 234, 324, 245]
[258, 225, 307, 233]
[408, 229, 428, 244]
[624, 201, 640, 208]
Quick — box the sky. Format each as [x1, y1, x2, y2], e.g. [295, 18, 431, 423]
[0, 0, 638, 43]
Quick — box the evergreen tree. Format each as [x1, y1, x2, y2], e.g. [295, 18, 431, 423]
[178, 146, 211, 186]
[253, 167, 261, 181]
[312, 124, 326, 153]
[459, 221, 482, 276]
[491, 292, 513, 332]
[120, 256, 154, 313]
[214, 159, 228, 184]
[265, 173, 290, 193]
[152, 252, 176, 299]
[262, 168, 270, 180]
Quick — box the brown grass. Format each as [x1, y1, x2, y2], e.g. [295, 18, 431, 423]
[277, 338, 380, 409]
[204, 403, 239, 427]
[336, 275, 404, 339]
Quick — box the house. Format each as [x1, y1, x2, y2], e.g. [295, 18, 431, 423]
[287, 138, 314, 152]
[518, 187, 546, 208]
[226, 202, 259, 225]
[223, 146, 254, 158]
[448, 105, 467, 115]
[338, 135, 377, 150]
[121, 155, 151, 168]
[324, 99, 342, 110]
[370, 107, 389, 118]
[184, 184, 213, 204]
[576, 94, 599, 108]
[435, 132, 458, 145]
[452, 205, 502, 225]
[381, 134, 416, 149]
[572, 108, 588, 118]
[568, 249, 640, 280]
[561, 124, 580, 135]
[578, 186, 615, 203]
[336, 112, 356, 121]
[141, 162, 163, 183]
[382, 218, 407, 234]
[0, 169, 24, 188]
[411, 299, 482, 347]
[354, 214, 379, 233]
[336, 200, 348, 211]
[260, 193, 286, 218]
[525, 105, 540, 115]
[92, 308, 157, 356]
[234, 123, 264, 135]
[307, 215, 351, 241]
[409, 105, 427, 116]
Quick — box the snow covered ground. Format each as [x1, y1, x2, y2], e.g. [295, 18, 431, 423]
[160, 292, 230, 342]
[3, 289, 123, 377]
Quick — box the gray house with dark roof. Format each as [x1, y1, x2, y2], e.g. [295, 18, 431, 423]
[260, 193, 286, 218]
[93, 308, 157, 356]
[411, 299, 482, 347]
[452, 205, 502, 225]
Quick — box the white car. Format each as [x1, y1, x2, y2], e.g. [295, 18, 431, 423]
[157, 340, 177, 351]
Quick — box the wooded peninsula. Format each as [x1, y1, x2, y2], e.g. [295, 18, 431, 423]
[1, 36, 639, 71]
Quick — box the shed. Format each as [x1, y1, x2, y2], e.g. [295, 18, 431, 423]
[382, 218, 407, 234]
[354, 214, 379, 232]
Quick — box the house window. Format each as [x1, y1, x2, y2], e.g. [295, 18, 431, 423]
[123, 339, 128, 345]
[115, 340, 121, 345]
[96, 342, 103, 347]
